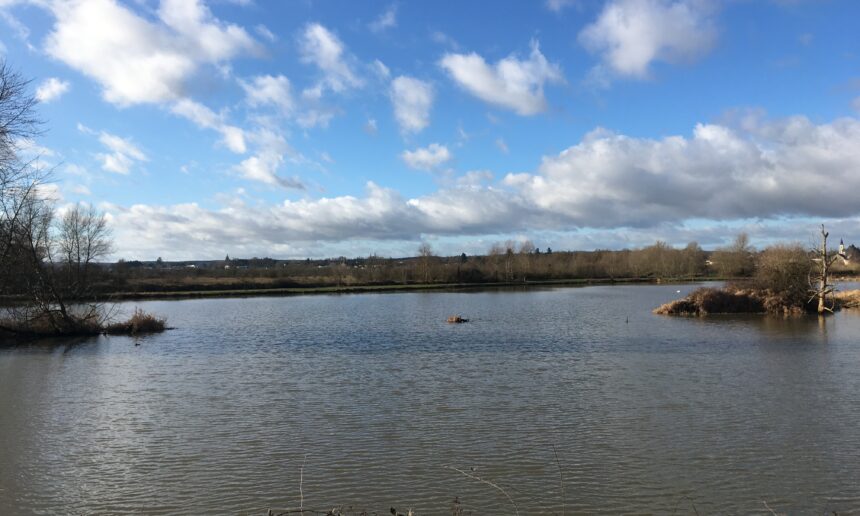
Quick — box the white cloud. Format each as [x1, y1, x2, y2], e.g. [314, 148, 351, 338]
[43, 0, 256, 106]
[35, 77, 70, 102]
[235, 128, 305, 189]
[297, 108, 337, 129]
[457, 170, 494, 187]
[579, 0, 717, 79]
[439, 40, 563, 115]
[170, 99, 247, 153]
[240, 74, 293, 114]
[15, 138, 55, 159]
[401, 143, 451, 170]
[71, 184, 92, 196]
[105, 181, 530, 259]
[157, 0, 257, 62]
[507, 116, 860, 227]
[369, 4, 397, 33]
[96, 131, 147, 174]
[390, 76, 433, 134]
[298, 23, 363, 94]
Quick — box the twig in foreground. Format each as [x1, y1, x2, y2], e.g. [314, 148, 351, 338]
[444, 465, 518, 516]
[763, 500, 779, 516]
[300, 454, 308, 511]
[552, 444, 564, 516]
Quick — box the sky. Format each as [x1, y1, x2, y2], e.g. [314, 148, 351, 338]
[2, 0, 860, 260]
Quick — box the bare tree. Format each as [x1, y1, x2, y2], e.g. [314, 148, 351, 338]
[0, 62, 116, 336]
[418, 241, 433, 283]
[809, 225, 846, 314]
[1, 60, 44, 298]
[712, 233, 755, 278]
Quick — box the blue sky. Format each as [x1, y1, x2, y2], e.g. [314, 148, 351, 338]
[2, 0, 859, 259]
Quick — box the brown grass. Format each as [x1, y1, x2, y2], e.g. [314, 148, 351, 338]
[655, 285, 837, 316]
[654, 287, 765, 316]
[104, 308, 167, 335]
[835, 289, 860, 309]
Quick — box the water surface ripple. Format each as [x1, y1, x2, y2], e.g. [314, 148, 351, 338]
[2, 284, 860, 514]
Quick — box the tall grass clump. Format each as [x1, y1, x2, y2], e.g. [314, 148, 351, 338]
[104, 308, 167, 335]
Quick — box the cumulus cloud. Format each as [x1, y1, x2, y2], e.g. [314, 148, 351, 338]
[235, 128, 305, 189]
[579, 0, 717, 79]
[43, 0, 257, 106]
[35, 77, 70, 102]
[401, 143, 452, 170]
[239, 74, 293, 114]
[390, 76, 433, 134]
[157, 0, 256, 62]
[369, 4, 397, 33]
[439, 40, 563, 115]
[170, 98, 247, 153]
[299, 23, 363, 94]
[96, 131, 147, 174]
[507, 116, 860, 227]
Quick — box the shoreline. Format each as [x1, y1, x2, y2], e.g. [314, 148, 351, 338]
[95, 276, 717, 302]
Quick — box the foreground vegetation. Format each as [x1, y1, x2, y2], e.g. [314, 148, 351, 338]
[0, 61, 166, 340]
[0, 307, 166, 340]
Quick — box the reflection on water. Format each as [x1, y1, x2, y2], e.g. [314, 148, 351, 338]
[2, 284, 860, 514]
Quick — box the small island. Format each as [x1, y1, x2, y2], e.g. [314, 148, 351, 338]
[656, 229, 860, 316]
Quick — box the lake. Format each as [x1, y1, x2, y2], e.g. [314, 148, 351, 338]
[2, 283, 860, 514]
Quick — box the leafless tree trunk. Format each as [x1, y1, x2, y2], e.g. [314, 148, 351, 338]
[809, 225, 846, 314]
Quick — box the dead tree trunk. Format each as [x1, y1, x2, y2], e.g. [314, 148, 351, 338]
[810, 225, 846, 314]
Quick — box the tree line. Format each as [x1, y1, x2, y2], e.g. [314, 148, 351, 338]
[101, 234, 832, 294]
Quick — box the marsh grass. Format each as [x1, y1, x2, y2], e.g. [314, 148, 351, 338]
[104, 308, 167, 335]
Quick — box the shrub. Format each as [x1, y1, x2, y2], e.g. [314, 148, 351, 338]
[654, 287, 764, 315]
[105, 308, 166, 335]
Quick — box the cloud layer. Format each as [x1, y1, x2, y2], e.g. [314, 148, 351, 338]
[103, 114, 860, 257]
